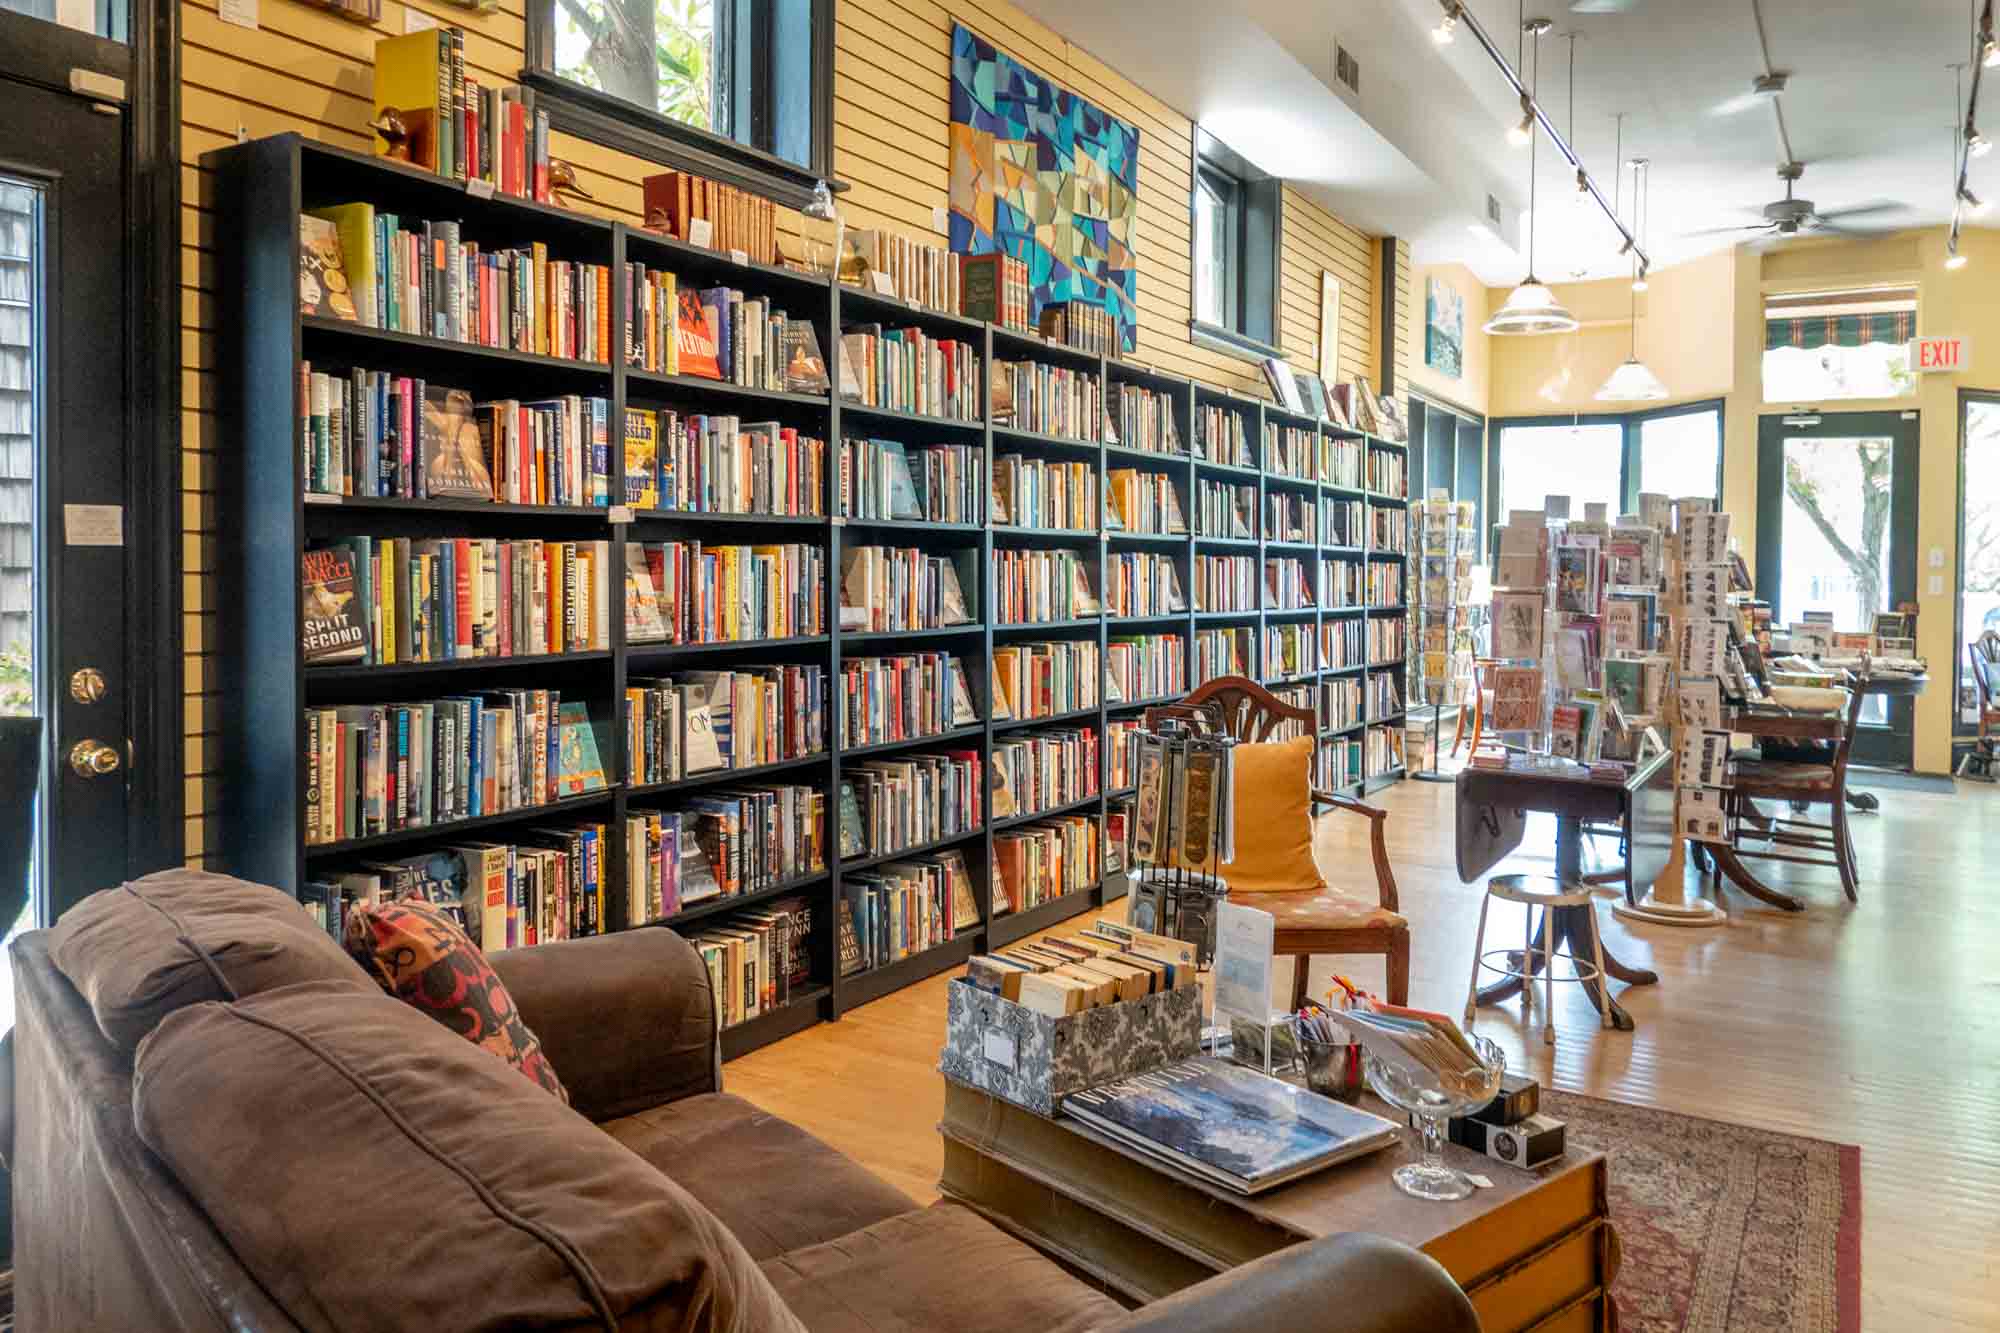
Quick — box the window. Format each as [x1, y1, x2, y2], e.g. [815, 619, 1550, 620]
[1189, 129, 1278, 355]
[1958, 394, 2000, 729]
[1762, 288, 1918, 403]
[1637, 406, 1722, 500]
[527, 0, 832, 201]
[1493, 402, 1722, 523]
[1496, 422, 1624, 518]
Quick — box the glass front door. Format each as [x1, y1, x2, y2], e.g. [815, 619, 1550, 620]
[1756, 411, 1919, 767]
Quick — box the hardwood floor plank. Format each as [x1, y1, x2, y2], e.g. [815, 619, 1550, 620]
[725, 775, 2000, 1329]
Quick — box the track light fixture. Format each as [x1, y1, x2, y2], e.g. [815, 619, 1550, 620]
[1971, 126, 1994, 157]
[1508, 94, 1535, 146]
[1434, 3, 1459, 44]
[1947, 246, 1969, 270]
[1631, 270, 1649, 293]
[1965, 185, 1991, 216]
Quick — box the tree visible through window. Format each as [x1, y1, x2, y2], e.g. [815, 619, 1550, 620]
[553, 0, 718, 131]
[1782, 438, 1892, 631]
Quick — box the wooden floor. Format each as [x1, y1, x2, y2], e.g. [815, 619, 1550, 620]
[728, 773, 2000, 1331]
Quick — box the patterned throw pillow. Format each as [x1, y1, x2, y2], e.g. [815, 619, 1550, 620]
[342, 898, 569, 1102]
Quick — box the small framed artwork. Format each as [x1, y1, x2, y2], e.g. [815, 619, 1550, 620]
[1319, 271, 1341, 387]
[1351, 376, 1381, 434]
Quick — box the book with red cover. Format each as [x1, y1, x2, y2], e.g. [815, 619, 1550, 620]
[676, 287, 723, 380]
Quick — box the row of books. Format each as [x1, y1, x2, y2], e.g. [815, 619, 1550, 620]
[1321, 676, 1363, 729]
[1197, 404, 1252, 466]
[1366, 724, 1406, 772]
[1267, 493, 1314, 545]
[1198, 480, 1256, 540]
[1113, 384, 1181, 455]
[1368, 673, 1404, 718]
[299, 366, 610, 505]
[1323, 558, 1365, 608]
[624, 667, 827, 786]
[625, 268, 827, 393]
[1192, 555, 1257, 613]
[993, 814, 1098, 913]
[1370, 506, 1409, 553]
[843, 229, 962, 315]
[837, 327, 981, 420]
[1103, 552, 1187, 618]
[642, 170, 782, 267]
[691, 896, 815, 1030]
[837, 652, 980, 748]
[839, 438, 982, 524]
[302, 689, 603, 846]
[1323, 437, 1364, 489]
[838, 850, 979, 974]
[1324, 498, 1363, 547]
[1369, 617, 1407, 664]
[995, 360, 1100, 441]
[1036, 301, 1119, 357]
[302, 536, 610, 666]
[1108, 633, 1187, 703]
[1269, 684, 1316, 740]
[838, 545, 974, 632]
[1367, 563, 1405, 607]
[995, 548, 1100, 623]
[957, 252, 1029, 330]
[649, 784, 824, 913]
[1267, 424, 1315, 480]
[995, 456, 1096, 531]
[370, 30, 551, 199]
[1106, 719, 1142, 789]
[624, 410, 826, 516]
[1265, 623, 1315, 681]
[993, 641, 1098, 722]
[1196, 626, 1251, 682]
[1317, 737, 1360, 789]
[1324, 618, 1366, 669]
[1267, 558, 1316, 610]
[844, 751, 983, 859]
[1106, 468, 1187, 536]
[306, 204, 607, 367]
[301, 833, 604, 950]
[992, 726, 1100, 820]
[626, 541, 827, 645]
[1368, 451, 1408, 497]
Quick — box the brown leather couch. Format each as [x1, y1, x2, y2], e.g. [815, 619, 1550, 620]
[10, 870, 1479, 1332]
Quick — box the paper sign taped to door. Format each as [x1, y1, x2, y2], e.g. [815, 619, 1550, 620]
[63, 504, 124, 547]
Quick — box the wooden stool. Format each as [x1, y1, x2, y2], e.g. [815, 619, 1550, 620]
[1465, 873, 1611, 1045]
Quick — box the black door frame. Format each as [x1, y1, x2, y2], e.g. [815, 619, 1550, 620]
[0, 0, 183, 887]
[1755, 409, 1920, 769]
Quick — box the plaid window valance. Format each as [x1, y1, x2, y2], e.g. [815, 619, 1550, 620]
[1765, 310, 1916, 352]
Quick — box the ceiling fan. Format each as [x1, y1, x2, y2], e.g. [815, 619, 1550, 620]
[1682, 163, 1905, 239]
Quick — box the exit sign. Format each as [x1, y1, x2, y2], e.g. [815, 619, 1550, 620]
[1912, 336, 1971, 372]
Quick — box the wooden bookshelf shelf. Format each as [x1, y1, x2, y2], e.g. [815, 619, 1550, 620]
[841, 826, 988, 875]
[210, 132, 1408, 1067]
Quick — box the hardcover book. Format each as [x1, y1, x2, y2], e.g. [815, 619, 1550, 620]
[1064, 1055, 1399, 1194]
[299, 213, 360, 323]
[676, 286, 723, 380]
[624, 408, 659, 507]
[782, 321, 831, 395]
[420, 386, 493, 500]
[556, 702, 605, 795]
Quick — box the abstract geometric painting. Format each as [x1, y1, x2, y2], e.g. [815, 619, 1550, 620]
[948, 24, 1141, 353]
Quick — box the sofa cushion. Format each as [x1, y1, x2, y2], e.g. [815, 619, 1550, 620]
[343, 896, 568, 1101]
[760, 1202, 1124, 1333]
[604, 1093, 916, 1260]
[49, 868, 370, 1050]
[132, 981, 804, 1333]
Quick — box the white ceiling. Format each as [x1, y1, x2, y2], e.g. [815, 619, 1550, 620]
[1007, 0, 1986, 284]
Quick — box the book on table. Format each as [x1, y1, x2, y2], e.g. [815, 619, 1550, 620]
[1063, 1055, 1399, 1195]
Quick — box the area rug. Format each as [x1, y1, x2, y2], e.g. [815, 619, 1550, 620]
[1543, 1091, 1860, 1333]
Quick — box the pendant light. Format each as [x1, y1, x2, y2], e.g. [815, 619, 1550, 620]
[1597, 159, 1668, 400]
[1486, 19, 1579, 336]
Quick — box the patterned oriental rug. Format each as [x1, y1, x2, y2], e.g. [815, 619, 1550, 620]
[1543, 1091, 1861, 1333]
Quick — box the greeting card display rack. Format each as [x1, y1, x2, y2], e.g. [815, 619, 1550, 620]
[1409, 493, 1476, 781]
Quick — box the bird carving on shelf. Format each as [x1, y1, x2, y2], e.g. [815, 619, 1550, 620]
[549, 159, 596, 207]
[369, 109, 412, 162]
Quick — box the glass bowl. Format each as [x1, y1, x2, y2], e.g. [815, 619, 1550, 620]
[1363, 1034, 1506, 1201]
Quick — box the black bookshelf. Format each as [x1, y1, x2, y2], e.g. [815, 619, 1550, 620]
[208, 132, 1411, 1060]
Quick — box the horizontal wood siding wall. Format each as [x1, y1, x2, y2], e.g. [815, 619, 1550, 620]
[176, 0, 1382, 863]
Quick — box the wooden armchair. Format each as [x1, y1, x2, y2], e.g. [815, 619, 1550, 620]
[1725, 683, 1868, 903]
[1143, 676, 1409, 1006]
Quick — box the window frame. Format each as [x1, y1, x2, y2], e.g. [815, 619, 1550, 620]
[522, 0, 837, 210]
[1486, 398, 1725, 528]
[1955, 388, 2000, 738]
[1187, 127, 1280, 361]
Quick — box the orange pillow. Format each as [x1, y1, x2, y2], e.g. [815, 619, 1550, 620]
[1218, 736, 1326, 894]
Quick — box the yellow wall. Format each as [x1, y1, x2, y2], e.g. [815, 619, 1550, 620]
[1406, 262, 1489, 417]
[176, 0, 1388, 861]
[1485, 230, 2000, 773]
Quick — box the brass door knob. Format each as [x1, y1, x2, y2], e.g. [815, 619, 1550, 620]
[69, 739, 122, 778]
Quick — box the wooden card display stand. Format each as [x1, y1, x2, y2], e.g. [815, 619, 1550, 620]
[1615, 497, 1726, 929]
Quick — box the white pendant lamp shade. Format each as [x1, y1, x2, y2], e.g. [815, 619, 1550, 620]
[1594, 356, 1669, 401]
[1484, 278, 1579, 335]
